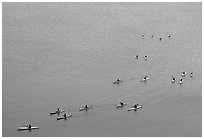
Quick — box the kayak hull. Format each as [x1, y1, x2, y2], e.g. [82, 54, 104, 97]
[79, 105, 93, 111]
[116, 104, 126, 108]
[57, 115, 72, 120]
[18, 127, 39, 131]
[50, 110, 65, 115]
[141, 78, 150, 82]
[128, 105, 142, 111]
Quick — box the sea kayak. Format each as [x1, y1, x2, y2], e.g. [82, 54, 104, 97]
[113, 81, 123, 84]
[79, 107, 89, 111]
[79, 105, 92, 111]
[18, 126, 39, 131]
[50, 110, 65, 115]
[116, 103, 126, 108]
[140, 78, 150, 82]
[127, 105, 142, 111]
[57, 115, 72, 120]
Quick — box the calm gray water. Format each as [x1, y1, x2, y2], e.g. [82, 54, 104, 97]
[2, 2, 202, 137]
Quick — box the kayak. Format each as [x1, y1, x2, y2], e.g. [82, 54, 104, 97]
[79, 105, 92, 111]
[116, 103, 126, 108]
[172, 79, 175, 83]
[50, 110, 65, 115]
[113, 81, 123, 84]
[57, 115, 72, 120]
[127, 105, 142, 111]
[18, 126, 39, 131]
[79, 107, 89, 111]
[140, 78, 150, 82]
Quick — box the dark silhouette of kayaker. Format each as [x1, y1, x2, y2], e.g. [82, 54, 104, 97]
[120, 101, 124, 106]
[133, 104, 138, 109]
[135, 55, 139, 59]
[28, 124, 32, 129]
[63, 113, 67, 119]
[56, 108, 60, 112]
[190, 72, 194, 77]
[84, 105, 88, 109]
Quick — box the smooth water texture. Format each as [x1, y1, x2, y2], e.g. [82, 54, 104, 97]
[2, 3, 202, 137]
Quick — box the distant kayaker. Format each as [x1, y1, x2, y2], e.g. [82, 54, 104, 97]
[63, 113, 67, 119]
[180, 78, 183, 84]
[172, 76, 176, 83]
[120, 101, 124, 106]
[56, 108, 60, 112]
[142, 34, 144, 39]
[113, 78, 122, 84]
[144, 76, 148, 80]
[181, 71, 186, 76]
[190, 72, 194, 77]
[134, 55, 139, 59]
[28, 124, 32, 129]
[168, 35, 172, 38]
[133, 104, 138, 108]
[159, 38, 162, 41]
[144, 55, 148, 60]
[84, 105, 88, 109]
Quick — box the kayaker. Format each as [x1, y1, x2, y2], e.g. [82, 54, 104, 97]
[56, 108, 60, 112]
[144, 55, 148, 60]
[133, 104, 138, 108]
[180, 78, 183, 84]
[172, 76, 176, 82]
[182, 71, 186, 76]
[120, 101, 124, 106]
[84, 105, 88, 109]
[144, 76, 148, 80]
[159, 38, 162, 41]
[63, 113, 67, 119]
[134, 55, 139, 59]
[190, 72, 194, 77]
[28, 124, 32, 129]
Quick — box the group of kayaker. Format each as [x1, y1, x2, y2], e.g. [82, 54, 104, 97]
[141, 34, 172, 40]
[172, 70, 194, 84]
[50, 105, 91, 121]
[117, 100, 141, 111]
[19, 33, 196, 132]
[134, 54, 148, 60]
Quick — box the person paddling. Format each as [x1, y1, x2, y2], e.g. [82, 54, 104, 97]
[180, 78, 183, 84]
[144, 55, 148, 60]
[172, 76, 176, 83]
[134, 55, 139, 59]
[27, 124, 32, 129]
[159, 38, 162, 41]
[133, 104, 138, 108]
[120, 101, 124, 106]
[63, 113, 67, 119]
